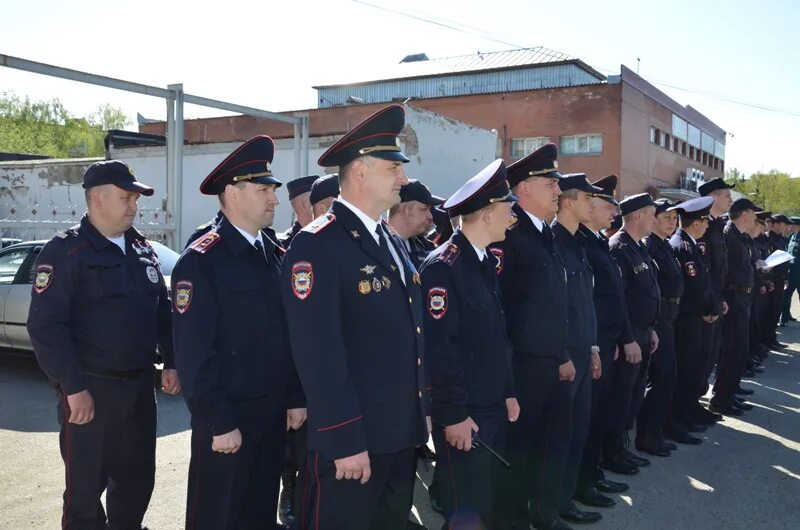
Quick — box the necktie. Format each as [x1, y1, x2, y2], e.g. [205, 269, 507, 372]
[542, 223, 553, 241]
[254, 239, 269, 264]
[375, 226, 394, 263]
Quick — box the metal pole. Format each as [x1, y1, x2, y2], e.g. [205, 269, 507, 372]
[293, 122, 302, 179]
[165, 94, 175, 247]
[301, 115, 310, 177]
[169, 84, 185, 249]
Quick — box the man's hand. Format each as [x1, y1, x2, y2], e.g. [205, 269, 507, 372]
[650, 330, 659, 354]
[426, 415, 432, 434]
[760, 286, 767, 295]
[722, 301, 729, 315]
[66, 390, 94, 425]
[287, 408, 307, 431]
[506, 398, 520, 422]
[212, 428, 242, 454]
[161, 369, 181, 395]
[335, 451, 371, 484]
[624, 341, 642, 364]
[702, 314, 719, 323]
[768, 282, 775, 293]
[614, 345, 619, 361]
[591, 351, 602, 380]
[558, 360, 576, 382]
[445, 417, 479, 451]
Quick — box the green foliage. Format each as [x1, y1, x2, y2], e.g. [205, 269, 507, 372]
[726, 168, 800, 215]
[0, 92, 131, 158]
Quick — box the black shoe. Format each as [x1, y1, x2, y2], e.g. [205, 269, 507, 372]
[735, 387, 754, 396]
[575, 487, 616, 508]
[429, 493, 443, 514]
[749, 364, 765, 374]
[596, 478, 629, 493]
[560, 504, 603, 524]
[665, 428, 702, 445]
[278, 471, 296, 527]
[685, 422, 708, 433]
[621, 448, 650, 467]
[600, 454, 639, 475]
[636, 437, 671, 457]
[662, 440, 678, 451]
[731, 399, 753, 411]
[708, 402, 743, 417]
[532, 518, 574, 530]
[743, 368, 756, 377]
[406, 521, 427, 530]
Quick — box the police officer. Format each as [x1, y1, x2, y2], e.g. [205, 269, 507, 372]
[27, 160, 178, 530]
[309, 173, 340, 217]
[574, 175, 631, 508]
[637, 199, 683, 455]
[604, 194, 660, 472]
[421, 158, 518, 529]
[388, 179, 440, 268]
[490, 143, 573, 530]
[748, 214, 773, 374]
[278, 175, 319, 248]
[781, 216, 800, 326]
[281, 105, 428, 530]
[171, 136, 306, 530]
[669, 196, 719, 444]
[709, 198, 761, 416]
[696, 178, 733, 419]
[552, 174, 604, 526]
[186, 208, 285, 255]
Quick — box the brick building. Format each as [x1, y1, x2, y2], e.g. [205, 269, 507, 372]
[140, 47, 726, 199]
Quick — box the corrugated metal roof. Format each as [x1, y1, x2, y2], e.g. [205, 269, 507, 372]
[315, 47, 600, 88]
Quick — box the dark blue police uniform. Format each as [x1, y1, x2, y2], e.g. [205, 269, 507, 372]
[281, 105, 428, 530]
[489, 144, 572, 529]
[171, 136, 304, 530]
[420, 159, 516, 529]
[27, 160, 172, 530]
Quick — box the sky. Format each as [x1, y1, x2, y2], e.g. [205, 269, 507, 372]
[2, 0, 799, 176]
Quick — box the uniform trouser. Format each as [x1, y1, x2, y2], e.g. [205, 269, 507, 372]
[432, 407, 505, 529]
[673, 314, 708, 425]
[712, 290, 752, 405]
[287, 426, 309, 510]
[765, 280, 785, 342]
[603, 327, 649, 457]
[58, 372, 156, 530]
[185, 404, 286, 530]
[298, 448, 415, 530]
[495, 358, 572, 525]
[749, 291, 765, 356]
[576, 335, 616, 494]
[559, 353, 592, 513]
[698, 315, 723, 400]
[638, 301, 679, 441]
[781, 279, 799, 323]
[628, 330, 654, 429]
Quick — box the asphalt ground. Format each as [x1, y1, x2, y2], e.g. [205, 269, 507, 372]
[2, 311, 800, 529]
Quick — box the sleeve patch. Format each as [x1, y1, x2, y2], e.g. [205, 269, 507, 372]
[489, 247, 504, 274]
[188, 231, 222, 254]
[174, 280, 193, 313]
[684, 261, 697, 277]
[291, 261, 314, 300]
[33, 264, 54, 294]
[427, 287, 448, 320]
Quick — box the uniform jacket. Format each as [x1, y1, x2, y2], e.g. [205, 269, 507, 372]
[669, 229, 720, 317]
[645, 233, 685, 299]
[280, 200, 428, 459]
[698, 216, 728, 305]
[420, 230, 514, 427]
[27, 215, 174, 395]
[609, 229, 660, 332]
[489, 203, 569, 364]
[724, 221, 754, 289]
[171, 216, 303, 436]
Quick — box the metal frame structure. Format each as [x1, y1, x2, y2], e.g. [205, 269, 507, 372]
[0, 53, 310, 246]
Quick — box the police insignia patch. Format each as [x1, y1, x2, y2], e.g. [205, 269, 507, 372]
[291, 261, 314, 300]
[490, 247, 504, 274]
[33, 264, 53, 294]
[685, 261, 697, 277]
[146, 266, 159, 283]
[428, 287, 448, 320]
[358, 280, 371, 295]
[174, 280, 193, 314]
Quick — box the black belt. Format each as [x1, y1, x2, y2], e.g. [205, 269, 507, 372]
[83, 367, 147, 381]
[661, 297, 681, 305]
[727, 283, 752, 294]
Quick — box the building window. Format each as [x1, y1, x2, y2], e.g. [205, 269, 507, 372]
[510, 136, 551, 159]
[650, 127, 660, 145]
[689, 146, 695, 159]
[702, 152, 708, 166]
[561, 134, 603, 155]
[673, 138, 679, 152]
[681, 142, 687, 157]
[662, 133, 670, 149]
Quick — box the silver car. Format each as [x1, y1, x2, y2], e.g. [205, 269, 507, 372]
[0, 239, 179, 352]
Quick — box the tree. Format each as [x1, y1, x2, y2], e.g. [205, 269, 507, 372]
[0, 92, 131, 158]
[728, 167, 800, 216]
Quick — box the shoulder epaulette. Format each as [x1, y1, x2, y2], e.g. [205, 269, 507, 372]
[55, 225, 79, 240]
[682, 241, 691, 252]
[188, 230, 222, 254]
[302, 213, 336, 234]
[439, 243, 460, 266]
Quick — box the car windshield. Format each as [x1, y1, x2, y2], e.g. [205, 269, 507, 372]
[148, 241, 180, 276]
